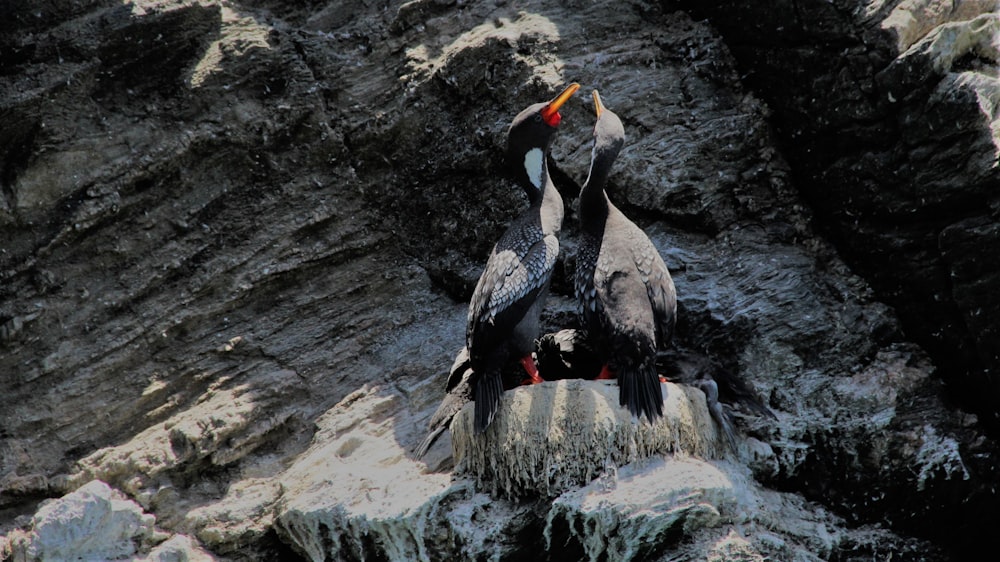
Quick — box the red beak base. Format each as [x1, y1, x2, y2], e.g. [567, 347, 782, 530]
[540, 82, 580, 126]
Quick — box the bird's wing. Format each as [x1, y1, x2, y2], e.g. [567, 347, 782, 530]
[574, 236, 602, 318]
[467, 230, 558, 354]
[443, 346, 471, 393]
[416, 346, 474, 458]
[633, 233, 676, 348]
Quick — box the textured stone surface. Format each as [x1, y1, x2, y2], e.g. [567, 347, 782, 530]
[1, 0, 998, 560]
[545, 457, 741, 561]
[542, 456, 871, 562]
[680, 0, 1000, 434]
[0, 480, 215, 561]
[271, 381, 531, 562]
[452, 380, 724, 498]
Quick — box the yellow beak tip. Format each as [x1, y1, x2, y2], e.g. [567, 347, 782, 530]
[592, 90, 604, 118]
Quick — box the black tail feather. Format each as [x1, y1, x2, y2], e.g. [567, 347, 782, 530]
[414, 426, 446, 459]
[619, 361, 663, 422]
[474, 371, 504, 433]
[414, 356, 475, 459]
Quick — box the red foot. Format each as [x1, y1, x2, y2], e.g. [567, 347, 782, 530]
[595, 365, 616, 380]
[659, 376, 668, 383]
[519, 355, 545, 385]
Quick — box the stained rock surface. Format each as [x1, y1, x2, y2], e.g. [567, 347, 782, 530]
[1, 480, 214, 561]
[679, 0, 1000, 431]
[451, 381, 724, 499]
[1, 0, 998, 560]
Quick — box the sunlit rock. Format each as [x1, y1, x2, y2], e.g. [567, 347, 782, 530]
[452, 380, 725, 498]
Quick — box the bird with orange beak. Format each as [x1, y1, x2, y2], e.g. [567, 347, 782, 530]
[463, 82, 580, 433]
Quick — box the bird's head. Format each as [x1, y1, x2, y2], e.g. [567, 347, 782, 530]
[505, 82, 579, 193]
[590, 89, 625, 161]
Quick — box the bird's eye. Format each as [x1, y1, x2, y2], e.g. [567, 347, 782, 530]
[533, 113, 543, 123]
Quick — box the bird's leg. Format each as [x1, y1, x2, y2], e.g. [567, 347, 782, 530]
[520, 355, 545, 385]
[595, 364, 616, 380]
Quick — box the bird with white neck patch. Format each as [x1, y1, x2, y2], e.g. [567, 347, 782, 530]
[465, 82, 579, 433]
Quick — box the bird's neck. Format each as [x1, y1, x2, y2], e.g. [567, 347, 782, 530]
[579, 159, 612, 233]
[519, 147, 548, 204]
[518, 147, 562, 234]
[539, 174, 564, 235]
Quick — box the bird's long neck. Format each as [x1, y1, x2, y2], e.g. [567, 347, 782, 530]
[520, 146, 563, 234]
[579, 150, 614, 233]
[540, 172, 564, 235]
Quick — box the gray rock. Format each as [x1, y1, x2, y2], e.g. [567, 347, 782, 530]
[1, 0, 996, 560]
[451, 380, 724, 498]
[681, 0, 1000, 435]
[0, 480, 215, 561]
[145, 535, 219, 562]
[31, 480, 157, 560]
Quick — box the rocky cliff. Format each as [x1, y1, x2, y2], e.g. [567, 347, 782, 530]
[1, 0, 998, 560]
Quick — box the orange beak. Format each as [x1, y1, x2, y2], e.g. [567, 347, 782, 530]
[540, 82, 580, 126]
[592, 90, 604, 118]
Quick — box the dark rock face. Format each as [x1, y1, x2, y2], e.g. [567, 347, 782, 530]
[679, 0, 1000, 432]
[1, 0, 998, 560]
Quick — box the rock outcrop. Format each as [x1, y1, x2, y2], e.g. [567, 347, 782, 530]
[680, 0, 1000, 432]
[2, 480, 214, 561]
[1, 0, 997, 560]
[452, 380, 724, 499]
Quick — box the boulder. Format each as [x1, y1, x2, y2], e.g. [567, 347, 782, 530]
[0, 480, 214, 561]
[452, 380, 723, 498]
[680, 0, 1000, 433]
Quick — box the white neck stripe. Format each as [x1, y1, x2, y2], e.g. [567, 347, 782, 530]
[524, 148, 544, 190]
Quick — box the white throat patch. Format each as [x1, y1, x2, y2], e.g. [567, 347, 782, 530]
[523, 148, 544, 190]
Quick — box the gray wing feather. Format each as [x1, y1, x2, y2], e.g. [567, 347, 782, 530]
[468, 233, 558, 346]
[632, 233, 676, 348]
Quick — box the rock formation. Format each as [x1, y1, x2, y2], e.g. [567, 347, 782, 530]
[1, 0, 997, 560]
[680, 0, 1000, 432]
[3, 480, 215, 561]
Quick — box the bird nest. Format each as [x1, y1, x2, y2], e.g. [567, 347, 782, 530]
[451, 379, 725, 498]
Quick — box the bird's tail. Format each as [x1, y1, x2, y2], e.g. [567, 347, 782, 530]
[474, 370, 505, 433]
[414, 351, 474, 459]
[414, 425, 446, 459]
[618, 358, 664, 422]
[415, 381, 468, 458]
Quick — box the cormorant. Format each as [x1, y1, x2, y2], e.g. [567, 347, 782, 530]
[415, 346, 473, 459]
[465, 82, 580, 433]
[574, 90, 677, 423]
[657, 349, 776, 451]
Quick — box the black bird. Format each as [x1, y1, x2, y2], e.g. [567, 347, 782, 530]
[536, 327, 602, 381]
[574, 90, 677, 423]
[466, 82, 580, 433]
[415, 346, 474, 458]
[657, 349, 777, 451]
